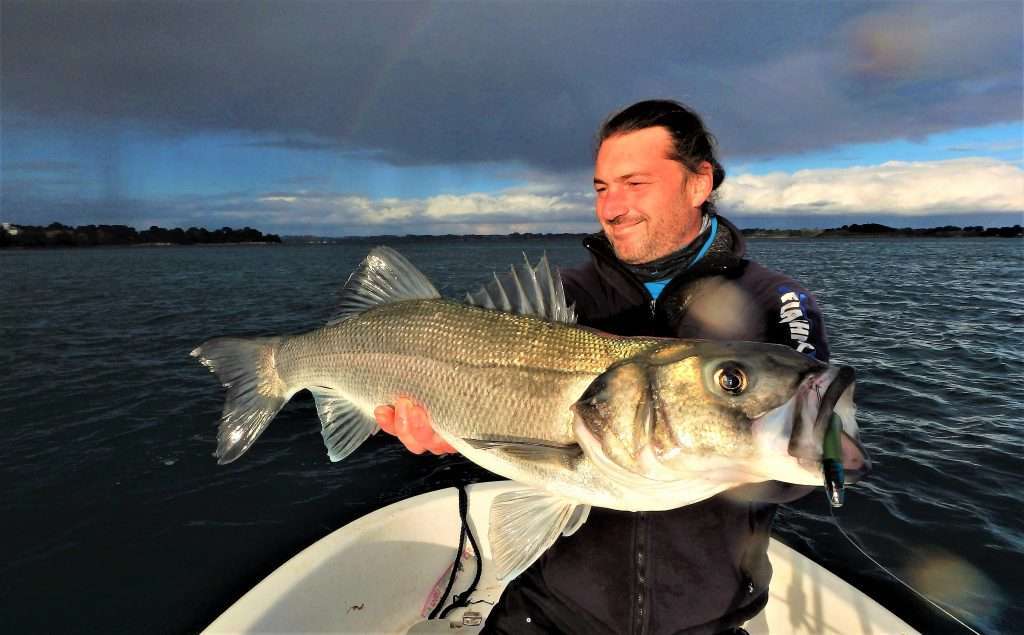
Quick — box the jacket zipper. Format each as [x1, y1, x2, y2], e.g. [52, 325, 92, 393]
[587, 240, 652, 633]
[582, 235, 717, 326]
[634, 512, 649, 635]
[578, 229, 741, 634]
[583, 237, 659, 322]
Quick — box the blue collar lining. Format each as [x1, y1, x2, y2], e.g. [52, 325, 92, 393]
[643, 218, 718, 301]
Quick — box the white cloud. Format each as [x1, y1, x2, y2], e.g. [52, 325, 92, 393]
[249, 193, 420, 224]
[107, 157, 1024, 235]
[423, 192, 584, 220]
[205, 184, 596, 234]
[720, 157, 1024, 216]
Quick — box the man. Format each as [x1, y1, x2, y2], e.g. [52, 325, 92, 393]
[377, 100, 828, 634]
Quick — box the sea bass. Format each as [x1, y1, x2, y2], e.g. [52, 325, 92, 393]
[193, 247, 869, 579]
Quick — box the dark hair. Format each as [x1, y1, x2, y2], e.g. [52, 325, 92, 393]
[597, 99, 726, 215]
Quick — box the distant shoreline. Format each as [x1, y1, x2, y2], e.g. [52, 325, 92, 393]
[0, 223, 282, 249]
[285, 222, 1022, 243]
[740, 222, 1022, 239]
[2, 221, 1020, 248]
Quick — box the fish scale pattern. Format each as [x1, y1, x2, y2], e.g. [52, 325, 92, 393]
[278, 299, 653, 448]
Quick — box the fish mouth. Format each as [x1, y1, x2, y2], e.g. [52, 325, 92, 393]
[788, 365, 871, 483]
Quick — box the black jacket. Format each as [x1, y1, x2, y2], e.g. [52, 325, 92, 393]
[483, 216, 828, 635]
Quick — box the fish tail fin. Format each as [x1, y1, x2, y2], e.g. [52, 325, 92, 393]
[191, 335, 290, 464]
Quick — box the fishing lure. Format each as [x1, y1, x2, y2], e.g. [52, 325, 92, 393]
[822, 413, 845, 507]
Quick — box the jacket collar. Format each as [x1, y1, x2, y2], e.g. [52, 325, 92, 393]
[583, 214, 747, 288]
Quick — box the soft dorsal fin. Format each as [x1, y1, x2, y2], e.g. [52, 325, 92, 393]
[464, 253, 576, 324]
[329, 246, 441, 325]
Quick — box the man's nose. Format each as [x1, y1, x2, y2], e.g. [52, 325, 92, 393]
[598, 186, 629, 219]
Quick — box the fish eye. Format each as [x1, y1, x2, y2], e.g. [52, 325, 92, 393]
[714, 365, 747, 395]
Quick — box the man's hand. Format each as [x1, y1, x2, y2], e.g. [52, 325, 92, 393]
[374, 397, 456, 455]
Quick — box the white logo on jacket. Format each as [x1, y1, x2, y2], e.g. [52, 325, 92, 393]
[778, 291, 816, 354]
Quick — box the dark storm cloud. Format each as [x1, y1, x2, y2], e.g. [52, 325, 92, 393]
[2, 1, 1021, 169]
[1, 186, 168, 227]
[241, 138, 346, 152]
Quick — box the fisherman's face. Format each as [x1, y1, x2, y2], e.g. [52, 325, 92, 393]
[594, 127, 711, 264]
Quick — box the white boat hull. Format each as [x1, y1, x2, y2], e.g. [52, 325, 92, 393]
[204, 481, 917, 634]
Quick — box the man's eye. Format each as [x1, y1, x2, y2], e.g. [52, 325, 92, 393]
[627, 181, 648, 188]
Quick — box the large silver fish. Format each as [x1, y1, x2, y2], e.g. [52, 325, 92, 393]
[192, 247, 869, 579]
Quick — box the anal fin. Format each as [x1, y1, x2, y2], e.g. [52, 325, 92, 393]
[489, 489, 590, 581]
[310, 389, 379, 462]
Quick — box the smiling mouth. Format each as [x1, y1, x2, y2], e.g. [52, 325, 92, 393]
[608, 217, 644, 231]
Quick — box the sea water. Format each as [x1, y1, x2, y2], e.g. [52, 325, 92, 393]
[1, 237, 1021, 633]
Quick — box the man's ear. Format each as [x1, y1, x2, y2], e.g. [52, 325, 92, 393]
[688, 161, 714, 208]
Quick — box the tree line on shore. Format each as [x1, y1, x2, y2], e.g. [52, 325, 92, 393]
[0, 223, 282, 248]
[3, 221, 1020, 248]
[287, 222, 1022, 243]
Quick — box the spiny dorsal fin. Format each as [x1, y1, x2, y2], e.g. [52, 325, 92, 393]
[329, 246, 441, 325]
[464, 252, 576, 324]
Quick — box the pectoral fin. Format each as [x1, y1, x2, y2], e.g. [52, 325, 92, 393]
[489, 489, 590, 581]
[463, 437, 582, 465]
[562, 503, 591, 537]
